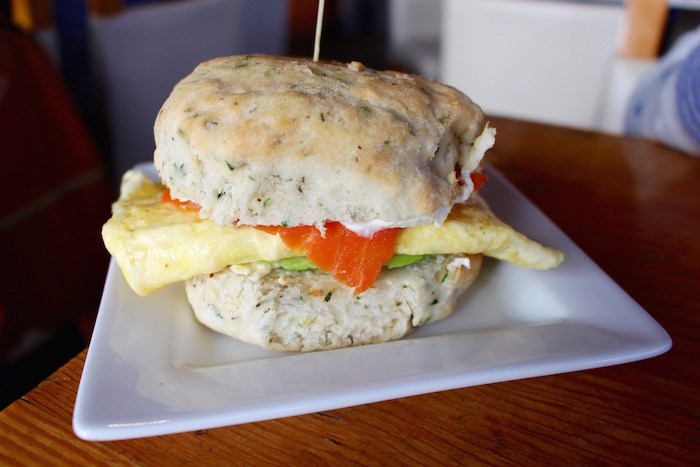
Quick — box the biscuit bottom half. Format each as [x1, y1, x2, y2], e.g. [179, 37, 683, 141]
[185, 254, 482, 352]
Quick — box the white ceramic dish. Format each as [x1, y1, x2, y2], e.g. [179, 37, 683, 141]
[73, 166, 671, 441]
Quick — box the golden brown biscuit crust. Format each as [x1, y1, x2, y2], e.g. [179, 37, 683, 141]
[154, 55, 485, 226]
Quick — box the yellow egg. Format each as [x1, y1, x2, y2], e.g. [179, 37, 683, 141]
[102, 170, 563, 295]
[102, 171, 296, 295]
[395, 196, 564, 270]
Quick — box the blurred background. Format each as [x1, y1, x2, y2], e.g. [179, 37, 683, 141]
[1, 0, 698, 408]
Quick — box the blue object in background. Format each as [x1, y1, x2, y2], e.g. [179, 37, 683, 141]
[625, 27, 700, 156]
[676, 42, 700, 150]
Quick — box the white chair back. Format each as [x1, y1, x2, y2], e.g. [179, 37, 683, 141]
[440, 0, 624, 132]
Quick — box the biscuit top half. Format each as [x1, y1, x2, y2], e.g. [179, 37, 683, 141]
[154, 55, 491, 229]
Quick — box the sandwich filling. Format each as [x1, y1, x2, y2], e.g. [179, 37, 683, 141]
[102, 169, 563, 296]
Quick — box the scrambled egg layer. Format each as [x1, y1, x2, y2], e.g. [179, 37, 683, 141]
[103, 170, 563, 295]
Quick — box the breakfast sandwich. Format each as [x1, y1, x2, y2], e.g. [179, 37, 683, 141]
[102, 55, 563, 351]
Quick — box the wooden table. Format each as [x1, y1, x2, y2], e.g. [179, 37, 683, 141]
[1, 117, 698, 464]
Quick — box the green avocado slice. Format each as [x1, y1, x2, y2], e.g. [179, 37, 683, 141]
[274, 254, 426, 271]
[276, 256, 317, 271]
[384, 254, 425, 269]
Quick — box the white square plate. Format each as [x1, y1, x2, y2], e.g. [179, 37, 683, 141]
[73, 166, 671, 441]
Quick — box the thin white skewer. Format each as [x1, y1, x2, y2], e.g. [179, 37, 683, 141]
[313, 0, 325, 62]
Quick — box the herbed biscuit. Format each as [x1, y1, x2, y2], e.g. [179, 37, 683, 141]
[154, 55, 486, 227]
[185, 254, 482, 351]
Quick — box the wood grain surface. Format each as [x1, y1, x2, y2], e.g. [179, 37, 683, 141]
[1, 117, 698, 465]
